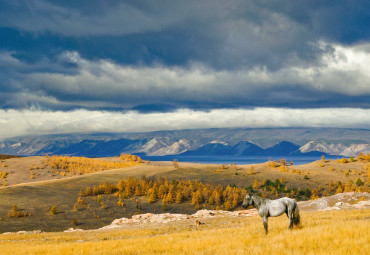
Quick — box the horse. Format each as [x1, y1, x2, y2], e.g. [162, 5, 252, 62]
[242, 193, 300, 234]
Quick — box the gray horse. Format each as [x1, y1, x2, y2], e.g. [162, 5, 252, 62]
[242, 193, 300, 234]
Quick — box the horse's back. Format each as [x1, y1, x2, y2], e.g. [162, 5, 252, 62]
[278, 197, 295, 203]
[278, 197, 297, 208]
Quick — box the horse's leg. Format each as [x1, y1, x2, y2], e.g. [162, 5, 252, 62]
[288, 211, 293, 229]
[262, 216, 268, 234]
[287, 206, 293, 229]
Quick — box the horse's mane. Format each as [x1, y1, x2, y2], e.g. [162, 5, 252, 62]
[252, 194, 268, 208]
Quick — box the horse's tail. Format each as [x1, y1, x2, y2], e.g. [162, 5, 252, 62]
[292, 202, 301, 226]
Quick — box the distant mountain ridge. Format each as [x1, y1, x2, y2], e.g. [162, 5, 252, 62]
[0, 128, 369, 157]
[179, 141, 324, 157]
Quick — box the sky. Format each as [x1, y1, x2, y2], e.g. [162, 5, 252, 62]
[0, 0, 370, 140]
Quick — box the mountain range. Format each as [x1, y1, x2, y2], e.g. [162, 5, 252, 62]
[178, 140, 326, 157]
[1, 128, 370, 157]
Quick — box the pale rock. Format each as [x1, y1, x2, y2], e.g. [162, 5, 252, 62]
[64, 228, 84, 232]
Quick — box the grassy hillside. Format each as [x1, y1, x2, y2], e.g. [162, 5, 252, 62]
[0, 155, 369, 233]
[0, 209, 368, 255]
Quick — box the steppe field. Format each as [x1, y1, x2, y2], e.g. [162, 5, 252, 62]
[0, 154, 369, 254]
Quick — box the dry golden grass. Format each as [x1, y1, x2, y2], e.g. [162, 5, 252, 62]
[0, 209, 368, 255]
[0, 155, 144, 186]
[45, 154, 143, 176]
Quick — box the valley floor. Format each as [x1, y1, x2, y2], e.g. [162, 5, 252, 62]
[0, 209, 368, 255]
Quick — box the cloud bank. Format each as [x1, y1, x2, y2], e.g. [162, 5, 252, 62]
[0, 107, 369, 140]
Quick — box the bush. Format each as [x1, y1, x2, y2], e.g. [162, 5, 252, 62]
[263, 179, 273, 187]
[73, 218, 79, 226]
[269, 161, 278, 168]
[50, 206, 57, 215]
[355, 178, 364, 186]
[162, 201, 167, 211]
[0, 171, 8, 179]
[304, 188, 311, 198]
[340, 158, 349, 164]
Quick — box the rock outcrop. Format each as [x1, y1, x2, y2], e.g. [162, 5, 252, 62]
[101, 209, 258, 230]
[298, 192, 370, 211]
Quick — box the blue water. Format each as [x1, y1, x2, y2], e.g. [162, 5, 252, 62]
[141, 155, 339, 166]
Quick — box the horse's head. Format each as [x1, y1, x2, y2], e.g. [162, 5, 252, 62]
[242, 193, 254, 209]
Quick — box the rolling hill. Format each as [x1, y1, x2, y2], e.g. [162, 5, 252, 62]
[0, 154, 369, 233]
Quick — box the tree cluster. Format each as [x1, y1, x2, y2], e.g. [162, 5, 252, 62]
[357, 152, 370, 162]
[7, 205, 32, 218]
[328, 179, 367, 193]
[81, 176, 248, 211]
[0, 155, 20, 160]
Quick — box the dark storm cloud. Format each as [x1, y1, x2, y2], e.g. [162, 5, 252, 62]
[2, 0, 369, 68]
[0, 0, 370, 112]
[2, 47, 370, 112]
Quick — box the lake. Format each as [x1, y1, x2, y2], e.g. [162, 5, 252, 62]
[141, 155, 340, 166]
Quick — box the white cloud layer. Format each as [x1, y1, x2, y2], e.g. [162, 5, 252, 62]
[301, 42, 370, 95]
[0, 107, 369, 140]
